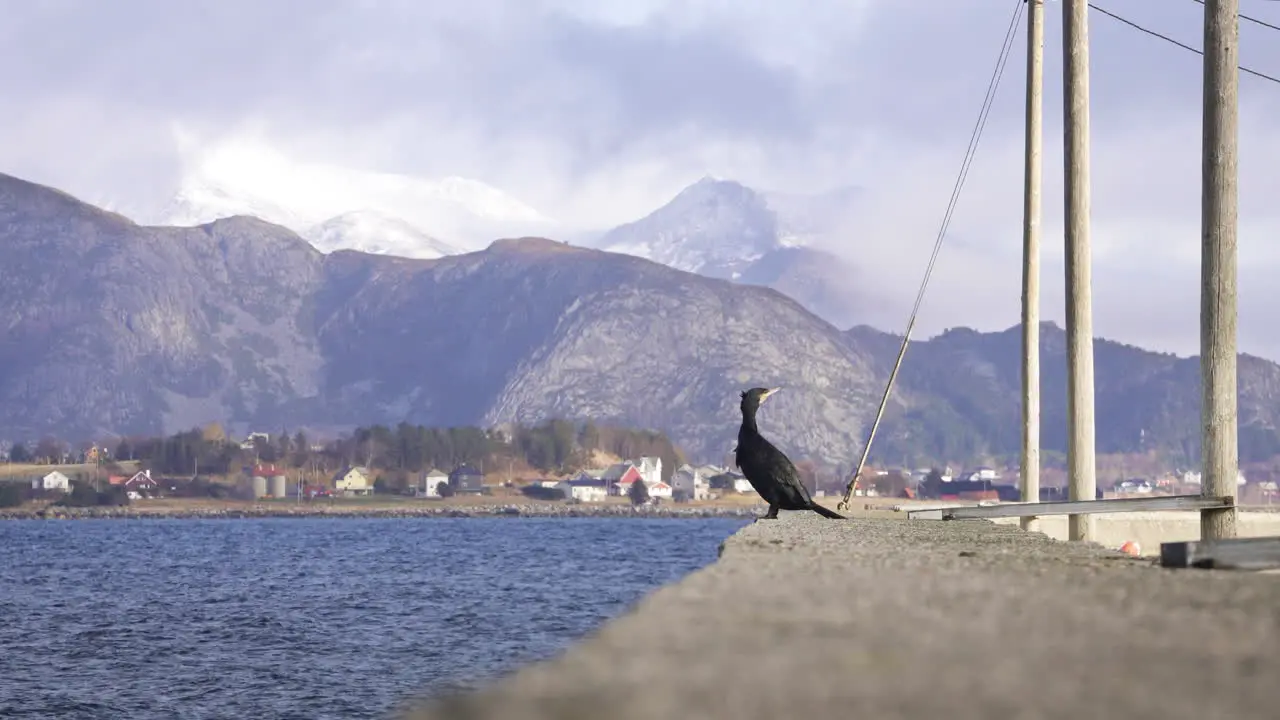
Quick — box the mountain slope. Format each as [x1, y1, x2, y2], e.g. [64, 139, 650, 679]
[846, 323, 1280, 465]
[9, 171, 1280, 467]
[298, 238, 886, 462]
[0, 174, 326, 439]
[0, 173, 887, 463]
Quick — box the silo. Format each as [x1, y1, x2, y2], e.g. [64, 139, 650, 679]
[251, 475, 268, 499]
[269, 475, 288, 499]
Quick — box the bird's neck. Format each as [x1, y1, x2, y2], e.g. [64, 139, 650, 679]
[739, 409, 759, 436]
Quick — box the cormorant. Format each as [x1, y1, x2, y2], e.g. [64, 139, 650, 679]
[735, 387, 846, 520]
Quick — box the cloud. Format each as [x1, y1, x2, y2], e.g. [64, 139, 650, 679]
[1, 0, 1279, 356]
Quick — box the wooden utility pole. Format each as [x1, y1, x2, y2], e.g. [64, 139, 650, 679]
[1063, 0, 1097, 542]
[1020, 0, 1045, 532]
[1200, 0, 1239, 540]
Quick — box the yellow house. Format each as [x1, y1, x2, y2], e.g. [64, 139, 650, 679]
[332, 466, 373, 496]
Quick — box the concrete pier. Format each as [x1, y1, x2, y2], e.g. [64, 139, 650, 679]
[403, 514, 1279, 720]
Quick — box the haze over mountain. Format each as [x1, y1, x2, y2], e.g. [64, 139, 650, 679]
[6, 172, 1280, 468]
[111, 149, 874, 327]
[119, 136, 558, 257]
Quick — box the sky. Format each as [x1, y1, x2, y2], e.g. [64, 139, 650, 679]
[1, 0, 1279, 359]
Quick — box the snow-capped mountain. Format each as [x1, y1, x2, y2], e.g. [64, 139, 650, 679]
[134, 136, 556, 256]
[302, 210, 464, 259]
[593, 177, 780, 280]
[589, 176, 870, 328]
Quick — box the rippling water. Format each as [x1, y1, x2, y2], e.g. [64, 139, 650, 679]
[0, 517, 746, 719]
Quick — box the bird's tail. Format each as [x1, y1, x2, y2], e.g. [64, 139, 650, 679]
[810, 502, 845, 519]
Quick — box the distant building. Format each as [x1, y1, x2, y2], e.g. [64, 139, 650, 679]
[556, 477, 608, 503]
[110, 469, 159, 499]
[1178, 470, 1246, 487]
[646, 480, 673, 499]
[731, 473, 756, 495]
[959, 467, 1000, 483]
[33, 471, 70, 493]
[449, 465, 485, 494]
[670, 464, 712, 501]
[240, 432, 270, 450]
[597, 464, 642, 496]
[419, 469, 449, 498]
[332, 466, 373, 496]
[634, 456, 662, 486]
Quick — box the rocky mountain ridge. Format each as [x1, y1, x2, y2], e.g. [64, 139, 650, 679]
[6, 172, 1280, 467]
[0, 173, 886, 465]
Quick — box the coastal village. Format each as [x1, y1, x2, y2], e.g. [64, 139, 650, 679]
[4, 429, 1278, 508]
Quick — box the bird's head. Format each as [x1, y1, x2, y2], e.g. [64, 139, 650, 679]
[739, 387, 780, 414]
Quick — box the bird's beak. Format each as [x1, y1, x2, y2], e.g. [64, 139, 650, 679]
[762, 387, 781, 403]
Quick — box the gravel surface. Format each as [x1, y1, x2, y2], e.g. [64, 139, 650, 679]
[401, 514, 1280, 720]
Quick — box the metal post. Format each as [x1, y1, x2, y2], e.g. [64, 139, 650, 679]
[1200, 0, 1239, 540]
[1063, 0, 1097, 541]
[1020, 0, 1045, 531]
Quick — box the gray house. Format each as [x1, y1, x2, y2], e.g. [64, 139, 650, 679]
[449, 464, 485, 494]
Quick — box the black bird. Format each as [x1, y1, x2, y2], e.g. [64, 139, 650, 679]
[734, 387, 846, 520]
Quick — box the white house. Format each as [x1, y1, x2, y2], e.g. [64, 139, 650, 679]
[646, 480, 673, 499]
[733, 477, 756, 495]
[419, 469, 449, 498]
[33, 470, 70, 492]
[1180, 470, 1247, 486]
[634, 456, 662, 487]
[556, 478, 608, 503]
[960, 467, 1000, 482]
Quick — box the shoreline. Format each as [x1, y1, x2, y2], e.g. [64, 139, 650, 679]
[0, 501, 770, 521]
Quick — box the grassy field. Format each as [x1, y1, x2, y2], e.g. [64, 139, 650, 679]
[0, 461, 143, 479]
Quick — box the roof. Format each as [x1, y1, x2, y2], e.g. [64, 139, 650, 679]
[125, 471, 156, 486]
[425, 469, 448, 478]
[451, 464, 483, 476]
[601, 463, 637, 481]
[332, 466, 370, 481]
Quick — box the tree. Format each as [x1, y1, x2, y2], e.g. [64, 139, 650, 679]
[628, 479, 650, 506]
[291, 431, 310, 468]
[0, 483, 24, 508]
[34, 437, 65, 463]
[254, 435, 280, 463]
[920, 468, 945, 498]
[7, 442, 31, 463]
[59, 482, 102, 508]
[873, 471, 910, 498]
[200, 423, 227, 443]
[707, 473, 735, 490]
[578, 421, 600, 453]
